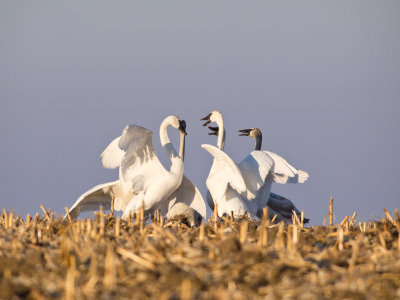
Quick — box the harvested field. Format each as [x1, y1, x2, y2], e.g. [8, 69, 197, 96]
[1, 207, 400, 300]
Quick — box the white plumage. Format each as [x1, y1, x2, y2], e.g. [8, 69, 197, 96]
[201, 144, 247, 201]
[160, 175, 212, 225]
[67, 180, 122, 219]
[100, 136, 125, 169]
[201, 144, 249, 217]
[237, 151, 274, 200]
[263, 151, 309, 184]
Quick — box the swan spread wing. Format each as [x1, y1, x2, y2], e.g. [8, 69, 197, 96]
[100, 137, 125, 169]
[67, 181, 119, 219]
[201, 144, 247, 201]
[238, 150, 274, 199]
[119, 125, 167, 194]
[264, 151, 309, 184]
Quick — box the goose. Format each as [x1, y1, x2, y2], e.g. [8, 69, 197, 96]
[67, 116, 210, 225]
[238, 127, 310, 223]
[200, 111, 274, 218]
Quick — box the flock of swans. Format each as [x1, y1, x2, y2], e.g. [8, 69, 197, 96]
[66, 110, 309, 226]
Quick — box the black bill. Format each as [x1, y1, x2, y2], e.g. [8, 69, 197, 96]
[200, 113, 212, 126]
[238, 129, 252, 136]
[179, 120, 187, 135]
[208, 126, 219, 136]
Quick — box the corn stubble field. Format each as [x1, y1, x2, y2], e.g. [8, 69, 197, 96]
[1, 206, 400, 300]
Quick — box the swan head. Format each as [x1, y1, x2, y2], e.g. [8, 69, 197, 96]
[178, 119, 187, 136]
[200, 110, 223, 126]
[163, 115, 187, 135]
[238, 128, 262, 139]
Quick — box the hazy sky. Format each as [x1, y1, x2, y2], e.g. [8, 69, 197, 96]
[1, 1, 399, 224]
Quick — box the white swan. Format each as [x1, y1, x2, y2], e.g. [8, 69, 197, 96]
[67, 116, 210, 224]
[200, 111, 274, 218]
[238, 127, 310, 223]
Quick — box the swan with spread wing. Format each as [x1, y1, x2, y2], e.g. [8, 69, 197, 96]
[238, 127, 310, 223]
[67, 115, 210, 225]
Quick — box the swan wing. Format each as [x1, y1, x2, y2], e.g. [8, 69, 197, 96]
[238, 150, 274, 199]
[100, 136, 125, 169]
[264, 151, 309, 184]
[201, 144, 247, 201]
[119, 125, 167, 194]
[66, 181, 119, 219]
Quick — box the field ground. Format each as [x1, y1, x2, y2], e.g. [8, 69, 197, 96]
[1, 208, 400, 299]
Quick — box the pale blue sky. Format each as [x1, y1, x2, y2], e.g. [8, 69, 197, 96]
[1, 1, 399, 224]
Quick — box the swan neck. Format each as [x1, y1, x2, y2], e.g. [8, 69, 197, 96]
[216, 119, 225, 150]
[179, 132, 185, 161]
[160, 118, 179, 160]
[254, 135, 262, 151]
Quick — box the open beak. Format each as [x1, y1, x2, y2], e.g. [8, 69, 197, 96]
[208, 126, 219, 136]
[238, 129, 251, 136]
[200, 113, 212, 126]
[178, 120, 187, 135]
